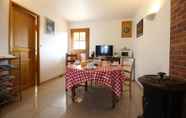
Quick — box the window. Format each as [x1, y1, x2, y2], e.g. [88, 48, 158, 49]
[70, 28, 89, 58]
[72, 32, 86, 50]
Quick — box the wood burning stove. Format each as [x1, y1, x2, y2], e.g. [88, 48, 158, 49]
[138, 74, 186, 118]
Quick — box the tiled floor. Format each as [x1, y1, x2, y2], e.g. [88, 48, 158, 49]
[0, 77, 143, 118]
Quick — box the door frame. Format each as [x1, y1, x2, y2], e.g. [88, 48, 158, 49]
[9, 1, 40, 86]
[70, 28, 90, 58]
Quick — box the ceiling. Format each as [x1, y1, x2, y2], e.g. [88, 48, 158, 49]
[32, 0, 158, 23]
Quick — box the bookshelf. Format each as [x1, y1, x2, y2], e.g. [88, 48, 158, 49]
[0, 55, 21, 106]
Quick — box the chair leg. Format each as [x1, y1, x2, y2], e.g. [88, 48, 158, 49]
[129, 81, 132, 98]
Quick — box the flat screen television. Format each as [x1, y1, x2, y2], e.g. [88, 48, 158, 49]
[96, 45, 113, 57]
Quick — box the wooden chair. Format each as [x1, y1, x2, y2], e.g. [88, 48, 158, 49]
[79, 53, 87, 61]
[110, 57, 120, 65]
[65, 53, 88, 101]
[121, 57, 135, 97]
[65, 53, 78, 66]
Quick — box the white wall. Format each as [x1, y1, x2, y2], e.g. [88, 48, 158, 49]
[0, 0, 9, 54]
[1, 0, 170, 82]
[134, 0, 170, 79]
[0, 0, 69, 82]
[70, 19, 135, 55]
[70, 0, 170, 79]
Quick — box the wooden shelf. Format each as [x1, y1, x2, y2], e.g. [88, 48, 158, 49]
[0, 55, 17, 60]
[0, 55, 21, 106]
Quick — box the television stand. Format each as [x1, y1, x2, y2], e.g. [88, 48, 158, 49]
[95, 56, 121, 64]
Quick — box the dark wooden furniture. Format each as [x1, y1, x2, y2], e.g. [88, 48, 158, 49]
[99, 56, 121, 64]
[65, 53, 88, 92]
[138, 75, 186, 118]
[65, 53, 78, 66]
[0, 55, 21, 106]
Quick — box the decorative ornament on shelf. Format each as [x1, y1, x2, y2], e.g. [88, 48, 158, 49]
[158, 72, 167, 80]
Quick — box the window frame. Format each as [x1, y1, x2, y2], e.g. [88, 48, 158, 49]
[70, 28, 90, 58]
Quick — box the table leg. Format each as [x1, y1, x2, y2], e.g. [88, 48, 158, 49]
[112, 92, 116, 108]
[112, 92, 120, 108]
[91, 80, 93, 86]
[85, 82, 88, 92]
[72, 86, 76, 102]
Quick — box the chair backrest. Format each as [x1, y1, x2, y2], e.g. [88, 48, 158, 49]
[121, 58, 135, 80]
[110, 57, 120, 65]
[66, 53, 78, 66]
[79, 53, 86, 62]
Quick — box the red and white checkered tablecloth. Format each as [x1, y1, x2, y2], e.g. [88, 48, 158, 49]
[65, 66, 127, 97]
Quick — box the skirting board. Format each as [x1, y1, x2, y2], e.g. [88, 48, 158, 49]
[40, 74, 64, 85]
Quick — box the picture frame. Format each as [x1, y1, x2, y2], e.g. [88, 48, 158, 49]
[45, 17, 55, 34]
[137, 19, 143, 38]
[121, 21, 132, 38]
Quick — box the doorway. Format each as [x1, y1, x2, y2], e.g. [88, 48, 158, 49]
[70, 28, 90, 59]
[9, 2, 40, 90]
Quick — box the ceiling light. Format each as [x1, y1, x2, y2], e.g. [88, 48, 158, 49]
[151, 3, 161, 13]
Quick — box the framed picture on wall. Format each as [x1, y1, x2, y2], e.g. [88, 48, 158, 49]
[45, 17, 55, 34]
[137, 19, 143, 38]
[121, 21, 132, 38]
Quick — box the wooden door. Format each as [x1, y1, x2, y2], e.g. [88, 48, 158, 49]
[71, 28, 89, 59]
[10, 3, 38, 90]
